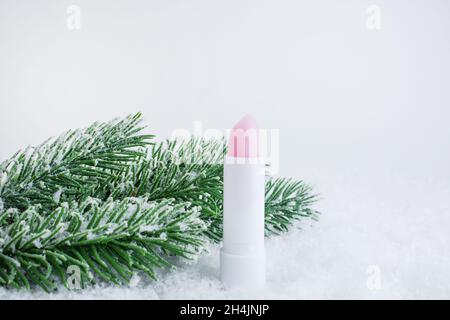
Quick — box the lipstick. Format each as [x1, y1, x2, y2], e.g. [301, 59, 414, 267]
[220, 115, 266, 289]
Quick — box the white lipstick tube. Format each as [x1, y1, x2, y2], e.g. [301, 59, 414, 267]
[220, 115, 266, 289]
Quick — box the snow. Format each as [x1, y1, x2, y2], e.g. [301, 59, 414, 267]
[139, 225, 159, 233]
[159, 232, 168, 241]
[0, 170, 449, 299]
[0, 173, 7, 192]
[53, 189, 63, 204]
[32, 239, 42, 249]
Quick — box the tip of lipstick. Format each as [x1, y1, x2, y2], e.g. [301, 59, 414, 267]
[234, 114, 258, 131]
[227, 114, 259, 158]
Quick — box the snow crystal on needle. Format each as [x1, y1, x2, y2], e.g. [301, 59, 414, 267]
[179, 222, 188, 232]
[33, 239, 42, 249]
[0, 172, 8, 191]
[159, 232, 167, 240]
[139, 225, 159, 233]
[53, 189, 63, 204]
[105, 223, 118, 235]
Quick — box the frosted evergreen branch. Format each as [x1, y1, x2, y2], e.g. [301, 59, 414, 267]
[0, 113, 154, 211]
[147, 138, 225, 241]
[0, 197, 207, 291]
[127, 138, 320, 241]
[95, 138, 225, 240]
[0, 115, 320, 291]
[264, 178, 320, 235]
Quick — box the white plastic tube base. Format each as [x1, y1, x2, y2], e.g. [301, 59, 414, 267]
[220, 158, 265, 289]
[220, 248, 266, 289]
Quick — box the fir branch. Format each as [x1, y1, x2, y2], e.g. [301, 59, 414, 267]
[0, 197, 206, 291]
[0, 113, 154, 211]
[147, 138, 225, 241]
[264, 178, 320, 235]
[126, 138, 320, 241]
[0, 115, 320, 291]
[96, 138, 226, 240]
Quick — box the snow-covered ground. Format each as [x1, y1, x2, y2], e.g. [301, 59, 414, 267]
[2, 168, 449, 300]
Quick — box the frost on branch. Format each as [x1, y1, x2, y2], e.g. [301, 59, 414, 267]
[0, 113, 154, 211]
[0, 114, 319, 291]
[0, 196, 207, 291]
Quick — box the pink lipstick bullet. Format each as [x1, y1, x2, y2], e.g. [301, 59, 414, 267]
[220, 115, 266, 289]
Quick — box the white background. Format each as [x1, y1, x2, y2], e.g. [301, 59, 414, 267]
[1, 0, 449, 299]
